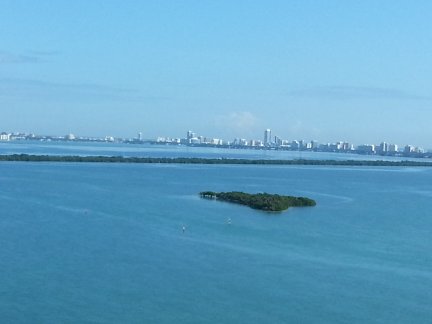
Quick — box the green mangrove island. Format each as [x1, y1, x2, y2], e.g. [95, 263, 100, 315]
[200, 191, 316, 212]
[1, 154, 432, 167]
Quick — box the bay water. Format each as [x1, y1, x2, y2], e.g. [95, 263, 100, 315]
[0, 146, 431, 323]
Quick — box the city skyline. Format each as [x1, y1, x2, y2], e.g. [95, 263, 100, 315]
[0, 127, 427, 154]
[1, 2, 432, 146]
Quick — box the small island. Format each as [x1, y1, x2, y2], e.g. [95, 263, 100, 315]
[200, 191, 316, 212]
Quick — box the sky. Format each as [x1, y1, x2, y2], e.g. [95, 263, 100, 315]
[1, 0, 431, 147]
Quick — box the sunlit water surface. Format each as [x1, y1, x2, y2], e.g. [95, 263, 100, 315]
[0, 144, 431, 323]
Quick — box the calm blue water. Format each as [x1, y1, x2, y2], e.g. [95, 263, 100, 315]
[1, 159, 431, 323]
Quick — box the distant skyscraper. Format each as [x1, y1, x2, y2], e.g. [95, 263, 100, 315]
[380, 142, 389, 153]
[389, 144, 398, 153]
[264, 129, 271, 145]
[274, 135, 282, 146]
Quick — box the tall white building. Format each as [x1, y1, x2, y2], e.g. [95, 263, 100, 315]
[264, 129, 272, 145]
[380, 142, 389, 153]
[0, 132, 10, 141]
[187, 130, 196, 140]
[388, 144, 398, 152]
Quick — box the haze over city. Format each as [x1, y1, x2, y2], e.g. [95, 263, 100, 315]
[1, 1, 431, 147]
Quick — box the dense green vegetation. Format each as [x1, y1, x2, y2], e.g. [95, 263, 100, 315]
[200, 191, 316, 212]
[1, 154, 432, 167]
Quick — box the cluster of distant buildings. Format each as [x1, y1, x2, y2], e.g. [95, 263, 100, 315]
[0, 128, 429, 158]
[152, 130, 226, 146]
[0, 132, 117, 143]
[153, 129, 428, 158]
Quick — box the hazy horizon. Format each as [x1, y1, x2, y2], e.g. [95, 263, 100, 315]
[1, 1, 431, 147]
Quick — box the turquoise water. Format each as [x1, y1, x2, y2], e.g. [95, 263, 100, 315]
[1, 162, 431, 323]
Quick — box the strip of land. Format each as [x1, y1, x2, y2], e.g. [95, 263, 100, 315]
[1, 154, 432, 166]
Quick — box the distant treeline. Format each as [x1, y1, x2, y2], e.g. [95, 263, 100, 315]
[1, 154, 432, 167]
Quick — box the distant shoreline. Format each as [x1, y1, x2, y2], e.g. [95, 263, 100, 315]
[1, 154, 432, 167]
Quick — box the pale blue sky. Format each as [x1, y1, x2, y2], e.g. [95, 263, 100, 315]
[1, 1, 431, 147]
